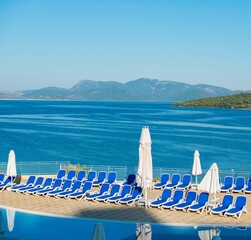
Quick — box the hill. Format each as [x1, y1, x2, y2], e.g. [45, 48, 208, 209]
[0, 78, 246, 101]
[173, 93, 251, 109]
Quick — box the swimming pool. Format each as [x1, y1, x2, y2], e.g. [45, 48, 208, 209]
[0, 206, 251, 239]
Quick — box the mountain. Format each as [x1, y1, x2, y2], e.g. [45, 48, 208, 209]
[0, 78, 247, 101]
[173, 93, 251, 109]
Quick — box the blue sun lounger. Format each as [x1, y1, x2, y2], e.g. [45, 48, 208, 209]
[154, 173, 170, 190]
[161, 190, 184, 209]
[74, 170, 86, 182]
[83, 170, 97, 184]
[26, 178, 53, 195]
[0, 177, 14, 192]
[149, 189, 172, 208]
[36, 179, 63, 196]
[92, 171, 107, 187]
[67, 181, 93, 200]
[231, 177, 246, 193]
[104, 172, 117, 185]
[220, 176, 234, 192]
[175, 191, 197, 211]
[0, 173, 5, 183]
[123, 174, 136, 186]
[224, 195, 247, 219]
[210, 194, 234, 216]
[65, 170, 76, 181]
[55, 169, 66, 180]
[106, 184, 132, 203]
[86, 183, 110, 201]
[165, 174, 181, 189]
[16, 177, 44, 194]
[56, 180, 82, 198]
[118, 187, 143, 206]
[187, 192, 209, 214]
[96, 184, 121, 202]
[10, 175, 36, 192]
[176, 174, 191, 190]
[244, 178, 251, 194]
[47, 179, 72, 197]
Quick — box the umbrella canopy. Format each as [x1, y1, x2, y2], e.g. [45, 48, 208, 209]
[6, 150, 17, 179]
[136, 127, 153, 202]
[191, 150, 202, 185]
[136, 223, 152, 240]
[6, 209, 15, 232]
[198, 228, 221, 240]
[198, 163, 220, 201]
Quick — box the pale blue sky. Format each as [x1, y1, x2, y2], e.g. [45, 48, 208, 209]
[0, 0, 250, 91]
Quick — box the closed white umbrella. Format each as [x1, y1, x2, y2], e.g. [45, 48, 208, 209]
[6, 150, 17, 185]
[136, 126, 153, 207]
[192, 150, 202, 185]
[198, 163, 221, 202]
[6, 208, 15, 232]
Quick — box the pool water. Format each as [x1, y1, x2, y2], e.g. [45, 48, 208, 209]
[0, 206, 251, 240]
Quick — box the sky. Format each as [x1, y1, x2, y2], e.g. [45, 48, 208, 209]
[0, 0, 250, 91]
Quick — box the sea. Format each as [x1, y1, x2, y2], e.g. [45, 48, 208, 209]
[0, 100, 250, 172]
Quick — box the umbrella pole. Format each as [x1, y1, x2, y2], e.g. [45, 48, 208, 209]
[195, 175, 198, 185]
[145, 188, 148, 208]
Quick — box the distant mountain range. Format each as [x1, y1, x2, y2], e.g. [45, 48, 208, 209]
[0, 78, 248, 101]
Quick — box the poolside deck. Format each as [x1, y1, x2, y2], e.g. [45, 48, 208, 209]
[1, 185, 251, 226]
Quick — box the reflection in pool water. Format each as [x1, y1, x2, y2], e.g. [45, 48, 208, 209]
[0, 206, 251, 240]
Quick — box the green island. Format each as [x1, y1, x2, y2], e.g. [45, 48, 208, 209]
[173, 93, 251, 109]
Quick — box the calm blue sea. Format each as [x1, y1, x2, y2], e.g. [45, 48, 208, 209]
[0, 100, 250, 171]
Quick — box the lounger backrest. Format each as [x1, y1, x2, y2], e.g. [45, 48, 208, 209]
[56, 169, 66, 179]
[162, 189, 172, 201]
[67, 170, 76, 180]
[0, 173, 5, 182]
[62, 180, 72, 190]
[110, 184, 121, 195]
[235, 177, 245, 188]
[185, 191, 197, 204]
[26, 175, 36, 185]
[222, 194, 234, 208]
[198, 192, 209, 205]
[125, 174, 136, 185]
[247, 179, 251, 188]
[160, 173, 170, 184]
[82, 181, 92, 193]
[53, 179, 63, 188]
[235, 196, 247, 209]
[107, 172, 117, 184]
[173, 190, 184, 202]
[87, 171, 96, 182]
[121, 185, 132, 196]
[97, 171, 107, 182]
[100, 183, 110, 194]
[182, 174, 191, 185]
[132, 187, 142, 197]
[224, 176, 233, 187]
[43, 178, 53, 187]
[171, 174, 180, 184]
[77, 170, 86, 181]
[34, 177, 44, 186]
[4, 176, 12, 184]
[71, 181, 82, 191]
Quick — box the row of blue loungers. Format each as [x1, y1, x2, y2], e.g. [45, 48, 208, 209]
[152, 173, 248, 219]
[150, 188, 248, 219]
[9, 170, 143, 206]
[220, 176, 251, 194]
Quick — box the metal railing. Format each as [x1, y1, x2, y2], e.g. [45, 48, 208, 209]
[0, 161, 70, 175]
[0, 161, 250, 183]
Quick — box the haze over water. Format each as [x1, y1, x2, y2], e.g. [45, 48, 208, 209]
[0, 100, 250, 172]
